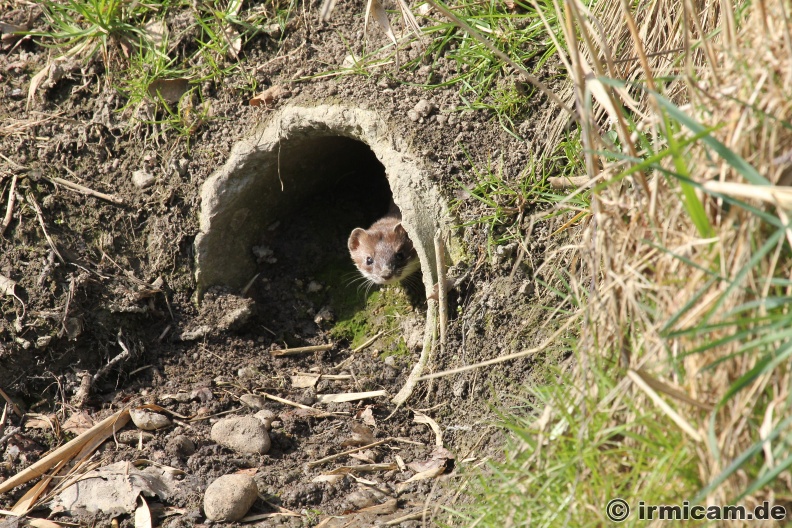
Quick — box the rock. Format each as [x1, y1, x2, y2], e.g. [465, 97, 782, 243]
[240, 393, 268, 410]
[413, 99, 436, 117]
[407, 109, 421, 122]
[132, 169, 155, 189]
[203, 474, 258, 522]
[166, 434, 196, 457]
[130, 409, 171, 431]
[238, 366, 259, 379]
[211, 415, 271, 454]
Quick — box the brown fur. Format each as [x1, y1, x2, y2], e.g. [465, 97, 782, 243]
[348, 210, 420, 285]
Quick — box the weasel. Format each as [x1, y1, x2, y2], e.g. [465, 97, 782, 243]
[348, 204, 420, 285]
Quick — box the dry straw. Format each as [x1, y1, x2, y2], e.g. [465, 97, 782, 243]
[534, 0, 792, 511]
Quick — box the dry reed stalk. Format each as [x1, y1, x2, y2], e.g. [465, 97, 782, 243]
[535, 0, 792, 511]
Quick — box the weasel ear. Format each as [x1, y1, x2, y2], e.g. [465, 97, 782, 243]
[348, 228, 366, 252]
[393, 222, 407, 236]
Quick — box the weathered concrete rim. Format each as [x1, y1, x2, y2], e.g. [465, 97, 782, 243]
[195, 103, 456, 297]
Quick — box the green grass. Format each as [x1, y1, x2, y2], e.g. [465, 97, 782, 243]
[34, 0, 157, 64]
[444, 357, 698, 527]
[410, 0, 560, 133]
[28, 0, 295, 140]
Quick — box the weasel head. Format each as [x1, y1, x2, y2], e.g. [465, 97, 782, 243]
[348, 220, 420, 285]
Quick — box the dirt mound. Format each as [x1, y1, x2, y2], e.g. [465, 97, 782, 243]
[0, 2, 560, 525]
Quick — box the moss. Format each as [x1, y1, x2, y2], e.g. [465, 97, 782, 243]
[323, 272, 416, 354]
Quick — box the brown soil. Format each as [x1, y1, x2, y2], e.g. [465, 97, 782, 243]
[0, 2, 566, 526]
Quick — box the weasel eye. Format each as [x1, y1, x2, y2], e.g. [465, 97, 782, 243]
[394, 252, 404, 261]
[365, 257, 374, 266]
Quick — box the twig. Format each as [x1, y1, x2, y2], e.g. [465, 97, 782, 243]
[93, 332, 133, 383]
[434, 233, 447, 351]
[259, 392, 339, 417]
[0, 388, 22, 418]
[391, 301, 438, 406]
[416, 316, 576, 381]
[315, 390, 387, 403]
[351, 331, 384, 353]
[0, 426, 21, 446]
[47, 176, 125, 206]
[26, 192, 65, 264]
[0, 403, 7, 437]
[306, 438, 390, 467]
[270, 343, 333, 357]
[1, 174, 18, 236]
[0, 153, 24, 170]
[240, 272, 260, 297]
[384, 511, 426, 526]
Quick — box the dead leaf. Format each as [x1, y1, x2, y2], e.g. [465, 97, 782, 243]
[27, 519, 63, 528]
[134, 496, 152, 528]
[341, 422, 375, 447]
[357, 498, 397, 515]
[366, 0, 398, 54]
[291, 374, 319, 388]
[0, 409, 131, 496]
[319, 0, 338, 21]
[50, 461, 183, 516]
[249, 85, 289, 107]
[27, 63, 51, 109]
[413, 411, 443, 446]
[0, 274, 22, 304]
[408, 465, 446, 481]
[356, 407, 377, 427]
[224, 27, 241, 57]
[312, 474, 344, 484]
[147, 78, 189, 105]
[24, 413, 57, 431]
[0, 21, 28, 44]
[63, 412, 94, 435]
[394, 0, 422, 40]
[406, 446, 454, 473]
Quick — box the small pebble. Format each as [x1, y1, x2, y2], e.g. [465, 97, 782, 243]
[130, 408, 171, 431]
[413, 99, 436, 117]
[254, 409, 277, 431]
[132, 169, 155, 189]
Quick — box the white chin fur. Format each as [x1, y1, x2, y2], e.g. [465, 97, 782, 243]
[361, 260, 420, 285]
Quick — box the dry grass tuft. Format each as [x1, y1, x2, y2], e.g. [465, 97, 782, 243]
[531, 0, 792, 514]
